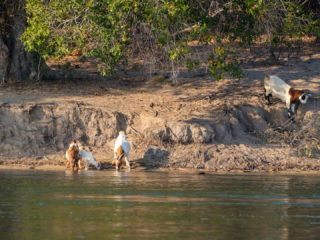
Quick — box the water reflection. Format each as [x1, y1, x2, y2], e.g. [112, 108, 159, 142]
[113, 169, 131, 178]
[0, 170, 320, 240]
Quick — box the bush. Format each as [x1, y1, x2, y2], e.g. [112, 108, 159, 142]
[21, 0, 320, 82]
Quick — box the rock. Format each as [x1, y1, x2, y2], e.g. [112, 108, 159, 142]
[169, 123, 192, 143]
[190, 124, 215, 143]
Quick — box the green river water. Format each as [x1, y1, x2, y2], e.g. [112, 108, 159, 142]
[1, 169, 320, 240]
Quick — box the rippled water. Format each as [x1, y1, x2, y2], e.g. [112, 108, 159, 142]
[1, 169, 320, 240]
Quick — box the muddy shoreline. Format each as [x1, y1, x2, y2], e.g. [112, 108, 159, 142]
[1, 160, 320, 175]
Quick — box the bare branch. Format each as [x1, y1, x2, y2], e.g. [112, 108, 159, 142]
[209, 1, 233, 17]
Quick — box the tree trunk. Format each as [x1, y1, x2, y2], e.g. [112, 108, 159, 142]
[7, 15, 34, 83]
[0, 0, 41, 83]
[0, 25, 9, 84]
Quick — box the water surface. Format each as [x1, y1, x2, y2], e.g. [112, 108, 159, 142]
[1, 169, 320, 240]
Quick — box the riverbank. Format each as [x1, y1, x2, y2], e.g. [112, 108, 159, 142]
[0, 48, 319, 173]
[1, 161, 320, 175]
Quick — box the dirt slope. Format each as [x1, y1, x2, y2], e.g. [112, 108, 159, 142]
[0, 51, 319, 172]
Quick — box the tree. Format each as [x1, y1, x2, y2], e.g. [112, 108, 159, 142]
[0, 0, 40, 83]
[1, 0, 320, 84]
[21, 0, 245, 83]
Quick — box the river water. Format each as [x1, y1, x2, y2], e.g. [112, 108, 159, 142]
[0, 169, 320, 240]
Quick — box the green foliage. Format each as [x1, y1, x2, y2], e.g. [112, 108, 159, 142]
[205, 0, 320, 46]
[21, 0, 320, 81]
[22, 0, 134, 76]
[208, 46, 243, 81]
[185, 59, 200, 71]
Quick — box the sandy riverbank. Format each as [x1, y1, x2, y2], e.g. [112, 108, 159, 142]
[0, 48, 319, 173]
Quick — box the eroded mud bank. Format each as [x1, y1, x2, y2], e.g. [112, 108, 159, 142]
[0, 97, 318, 172]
